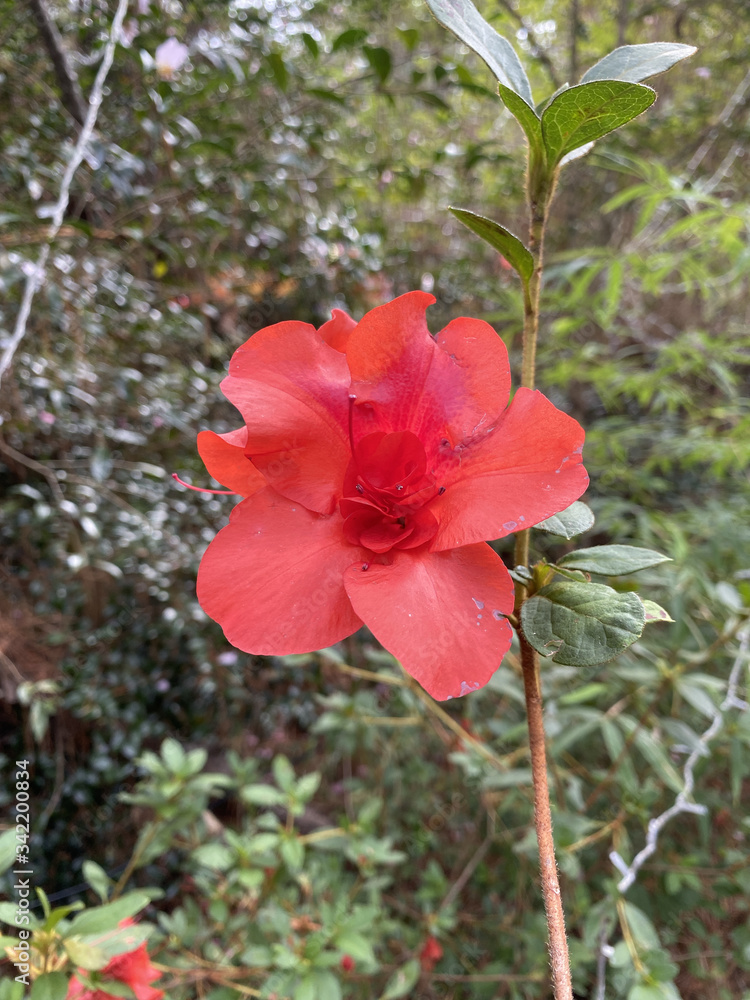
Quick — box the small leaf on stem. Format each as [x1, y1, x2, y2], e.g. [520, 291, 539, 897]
[498, 83, 542, 154]
[641, 598, 674, 623]
[558, 544, 671, 575]
[520, 580, 645, 666]
[535, 500, 595, 539]
[450, 207, 534, 282]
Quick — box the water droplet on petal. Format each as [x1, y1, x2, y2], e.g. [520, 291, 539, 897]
[472, 598, 484, 609]
[492, 609, 504, 621]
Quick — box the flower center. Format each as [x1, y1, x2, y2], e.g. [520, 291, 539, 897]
[340, 430, 442, 554]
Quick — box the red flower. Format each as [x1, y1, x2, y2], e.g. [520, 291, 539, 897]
[67, 922, 163, 1000]
[419, 935, 443, 971]
[196, 292, 587, 700]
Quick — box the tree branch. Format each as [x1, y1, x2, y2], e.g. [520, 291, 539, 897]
[27, 0, 87, 126]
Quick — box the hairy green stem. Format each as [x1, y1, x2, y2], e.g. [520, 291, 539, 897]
[520, 637, 573, 1000]
[513, 163, 573, 1000]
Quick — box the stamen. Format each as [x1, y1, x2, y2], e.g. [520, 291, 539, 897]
[395, 485, 404, 491]
[171, 473, 237, 495]
[355, 483, 364, 493]
[362, 562, 369, 571]
[438, 486, 446, 495]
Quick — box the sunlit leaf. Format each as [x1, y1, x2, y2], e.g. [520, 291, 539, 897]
[581, 43, 697, 84]
[542, 81, 656, 163]
[424, 0, 533, 104]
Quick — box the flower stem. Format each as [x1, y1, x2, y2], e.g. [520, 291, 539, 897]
[520, 635, 573, 999]
[513, 164, 573, 1000]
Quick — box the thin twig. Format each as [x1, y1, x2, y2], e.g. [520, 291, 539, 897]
[0, 0, 129, 383]
[610, 629, 749, 892]
[595, 630, 750, 996]
[27, 0, 87, 125]
[439, 812, 495, 914]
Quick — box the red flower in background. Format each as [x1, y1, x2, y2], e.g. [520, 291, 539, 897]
[196, 292, 587, 700]
[66, 922, 163, 1000]
[419, 935, 444, 971]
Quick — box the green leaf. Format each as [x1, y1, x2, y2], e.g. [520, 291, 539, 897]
[0, 901, 39, 929]
[424, 0, 533, 105]
[310, 971, 341, 1000]
[192, 843, 234, 870]
[628, 986, 672, 1000]
[363, 46, 392, 84]
[558, 682, 608, 705]
[558, 544, 671, 575]
[379, 959, 421, 999]
[301, 33, 319, 59]
[66, 892, 151, 938]
[29, 974, 68, 1000]
[497, 83, 542, 153]
[82, 860, 111, 903]
[334, 930, 377, 965]
[0, 979, 25, 1000]
[332, 29, 368, 52]
[83, 982, 135, 999]
[641, 599, 674, 623]
[294, 771, 321, 802]
[241, 784, 286, 807]
[280, 835, 305, 872]
[535, 501, 595, 539]
[449, 208, 533, 282]
[581, 43, 697, 84]
[81, 921, 153, 960]
[621, 901, 661, 950]
[414, 91, 450, 111]
[160, 737, 185, 772]
[541, 81, 656, 164]
[0, 829, 17, 875]
[293, 977, 316, 1000]
[398, 28, 419, 51]
[267, 52, 289, 92]
[272, 755, 296, 792]
[629, 727, 684, 794]
[63, 936, 108, 971]
[520, 581, 645, 666]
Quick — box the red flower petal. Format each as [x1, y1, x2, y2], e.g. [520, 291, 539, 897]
[198, 489, 364, 653]
[431, 388, 589, 550]
[197, 427, 266, 497]
[66, 940, 163, 1000]
[221, 321, 351, 514]
[318, 308, 357, 353]
[346, 291, 511, 448]
[343, 544, 514, 701]
[419, 935, 444, 972]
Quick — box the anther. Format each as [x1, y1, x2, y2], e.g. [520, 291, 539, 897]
[362, 562, 369, 571]
[355, 483, 364, 493]
[395, 484, 404, 491]
[438, 486, 446, 495]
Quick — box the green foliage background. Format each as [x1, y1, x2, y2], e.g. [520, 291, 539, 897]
[0, 1, 749, 998]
